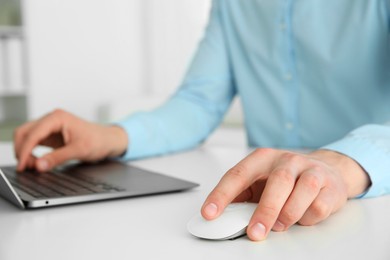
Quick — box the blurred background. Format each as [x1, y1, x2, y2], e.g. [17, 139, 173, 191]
[0, 0, 243, 142]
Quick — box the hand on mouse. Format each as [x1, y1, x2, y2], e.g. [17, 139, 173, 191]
[14, 109, 128, 172]
[201, 148, 371, 241]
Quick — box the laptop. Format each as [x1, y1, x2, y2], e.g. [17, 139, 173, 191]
[0, 161, 199, 209]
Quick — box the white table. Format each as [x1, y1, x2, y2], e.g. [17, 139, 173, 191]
[1, 128, 390, 260]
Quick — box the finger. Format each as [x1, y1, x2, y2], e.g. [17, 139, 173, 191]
[26, 156, 37, 170]
[246, 168, 297, 240]
[232, 180, 266, 203]
[13, 121, 36, 160]
[273, 169, 324, 231]
[246, 153, 310, 241]
[298, 187, 338, 226]
[35, 144, 81, 172]
[17, 115, 63, 172]
[201, 148, 277, 220]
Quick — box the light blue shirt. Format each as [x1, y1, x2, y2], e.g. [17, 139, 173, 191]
[117, 0, 390, 198]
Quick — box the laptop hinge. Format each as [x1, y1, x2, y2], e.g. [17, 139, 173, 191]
[0, 169, 26, 209]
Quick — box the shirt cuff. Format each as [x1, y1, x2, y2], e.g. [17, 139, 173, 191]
[114, 112, 155, 161]
[322, 136, 390, 198]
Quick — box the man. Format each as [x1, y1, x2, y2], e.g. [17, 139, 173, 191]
[14, 0, 389, 241]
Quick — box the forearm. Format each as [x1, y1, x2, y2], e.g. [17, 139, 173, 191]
[115, 94, 230, 160]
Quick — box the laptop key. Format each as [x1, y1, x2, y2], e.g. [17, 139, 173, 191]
[21, 173, 71, 196]
[39, 173, 93, 195]
[54, 173, 114, 193]
[10, 173, 63, 198]
[3, 167, 123, 197]
[7, 179, 45, 198]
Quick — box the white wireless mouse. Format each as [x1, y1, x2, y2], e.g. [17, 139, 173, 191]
[187, 202, 257, 240]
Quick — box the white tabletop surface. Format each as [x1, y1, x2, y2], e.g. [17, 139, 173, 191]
[1, 127, 390, 260]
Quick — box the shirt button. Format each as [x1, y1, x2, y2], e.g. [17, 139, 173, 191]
[285, 122, 294, 130]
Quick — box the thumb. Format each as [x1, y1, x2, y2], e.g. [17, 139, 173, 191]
[35, 145, 78, 172]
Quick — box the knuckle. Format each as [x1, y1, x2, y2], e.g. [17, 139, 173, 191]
[271, 169, 295, 185]
[226, 164, 250, 189]
[51, 109, 69, 120]
[210, 188, 231, 202]
[23, 132, 36, 145]
[52, 108, 65, 115]
[301, 173, 322, 191]
[281, 209, 300, 224]
[281, 152, 303, 165]
[260, 203, 280, 220]
[309, 200, 330, 219]
[297, 218, 314, 226]
[310, 164, 324, 174]
[252, 147, 274, 157]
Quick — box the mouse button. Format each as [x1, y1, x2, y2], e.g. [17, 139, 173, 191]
[187, 213, 247, 240]
[187, 213, 224, 239]
[187, 214, 206, 236]
[225, 203, 246, 211]
[225, 202, 257, 213]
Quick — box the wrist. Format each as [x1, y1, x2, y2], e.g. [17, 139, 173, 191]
[104, 125, 129, 158]
[309, 149, 371, 198]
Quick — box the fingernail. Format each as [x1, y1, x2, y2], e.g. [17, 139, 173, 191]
[37, 159, 49, 171]
[204, 203, 218, 218]
[249, 223, 266, 241]
[272, 220, 285, 232]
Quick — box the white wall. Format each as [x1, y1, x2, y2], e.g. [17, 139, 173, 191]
[22, 0, 243, 126]
[23, 0, 146, 121]
[107, 0, 216, 122]
[144, 0, 211, 95]
[22, 0, 213, 122]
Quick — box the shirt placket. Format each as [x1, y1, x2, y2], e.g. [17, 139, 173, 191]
[280, 0, 300, 147]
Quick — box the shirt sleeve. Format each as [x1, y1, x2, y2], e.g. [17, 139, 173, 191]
[322, 124, 390, 198]
[115, 0, 235, 160]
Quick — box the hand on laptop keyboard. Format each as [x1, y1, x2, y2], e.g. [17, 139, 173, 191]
[14, 110, 129, 173]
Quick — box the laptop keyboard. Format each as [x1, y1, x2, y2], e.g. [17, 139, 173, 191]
[2, 168, 125, 198]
